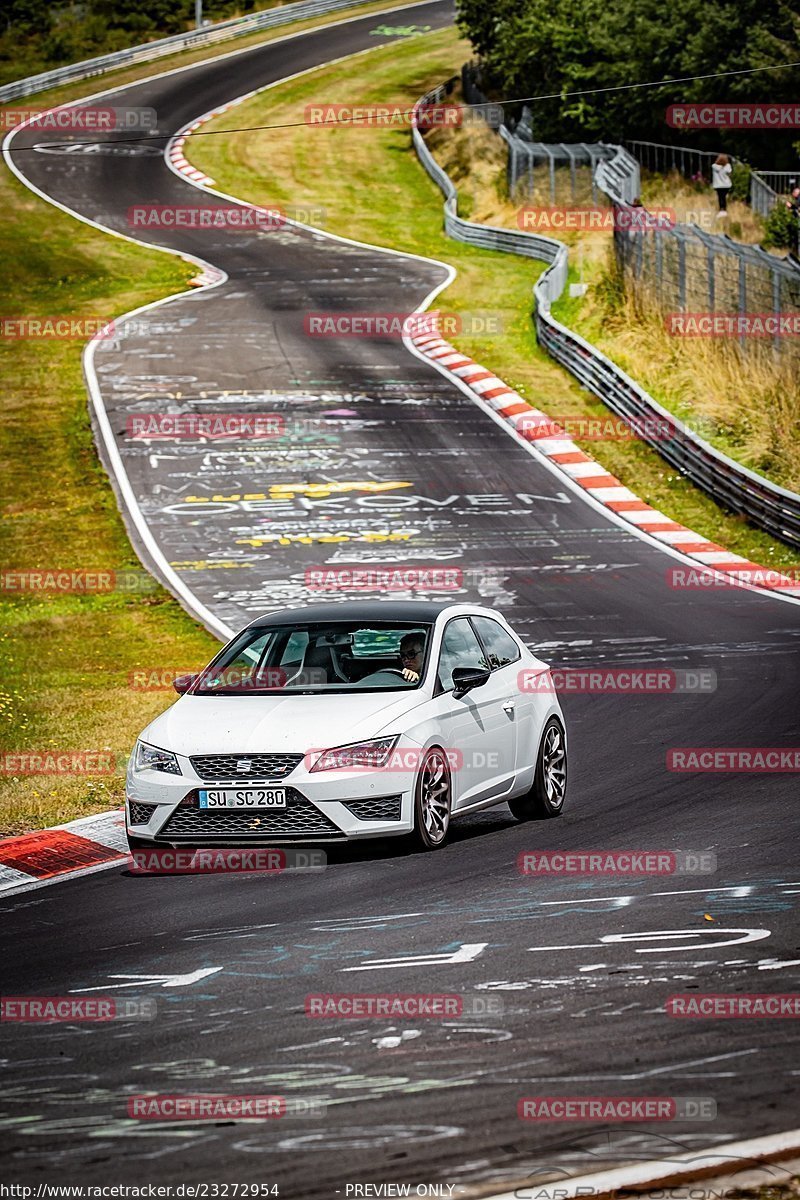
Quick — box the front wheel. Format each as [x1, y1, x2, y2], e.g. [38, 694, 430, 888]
[509, 718, 567, 820]
[410, 747, 452, 850]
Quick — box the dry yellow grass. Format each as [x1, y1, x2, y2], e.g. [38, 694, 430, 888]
[428, 114, 799, 493]
[638, 170, 782, 251]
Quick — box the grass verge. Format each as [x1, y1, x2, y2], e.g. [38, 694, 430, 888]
[0, 0, 437, 838]
[188, 31, 800, 573]
[0, 164, 220, 835]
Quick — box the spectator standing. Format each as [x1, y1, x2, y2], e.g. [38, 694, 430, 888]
[711, 154, 733, 219]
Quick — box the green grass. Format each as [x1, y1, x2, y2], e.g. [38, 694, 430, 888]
[188, 27, 800, 574]
[0, 0, 428, 838]
[0, 164, 221, 835]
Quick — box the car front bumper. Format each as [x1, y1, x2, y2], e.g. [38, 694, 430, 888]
[126, 751, 420, 844]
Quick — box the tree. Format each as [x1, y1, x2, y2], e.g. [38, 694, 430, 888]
[456, 0, 800, 166]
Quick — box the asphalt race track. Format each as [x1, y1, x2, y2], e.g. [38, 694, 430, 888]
[3, 2, 800, 1193]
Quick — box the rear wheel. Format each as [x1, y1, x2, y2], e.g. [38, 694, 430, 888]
[509, 718, 567, 820]
[411, 747, 452, 850]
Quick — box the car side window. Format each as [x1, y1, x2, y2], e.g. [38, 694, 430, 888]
[202, 631, 274, 690]
[437, 618, 489, 692]
[279, 631, 309, 668]
[472, 616, 521, 669]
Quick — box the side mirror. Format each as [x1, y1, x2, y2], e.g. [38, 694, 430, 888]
[173, 673, 198, 695]
[452, 666, 491, 699]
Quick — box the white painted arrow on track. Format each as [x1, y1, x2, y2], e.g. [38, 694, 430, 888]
[342, 942, 488, 972]
[70, 967, 222, 992]
[526, 928, 771, 954]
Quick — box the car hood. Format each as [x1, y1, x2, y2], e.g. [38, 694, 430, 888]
[140, 689, 431, 756]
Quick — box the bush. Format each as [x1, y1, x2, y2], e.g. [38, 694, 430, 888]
[730, 162, 751, 203]
[762, 202, 797, 250]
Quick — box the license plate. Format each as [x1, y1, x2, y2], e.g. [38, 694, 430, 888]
[199, 788, 286, 809]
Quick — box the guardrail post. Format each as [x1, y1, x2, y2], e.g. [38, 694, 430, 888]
[654, 231, 663, 303]
[738, 256, 747, 350]
[773, 266, 782, 358]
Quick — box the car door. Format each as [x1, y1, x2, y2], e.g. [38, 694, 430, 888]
[471, 615, 528, 785]
[431, 617, 516, 808]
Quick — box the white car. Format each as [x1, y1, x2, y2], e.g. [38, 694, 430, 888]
[126, 601, 567, 851]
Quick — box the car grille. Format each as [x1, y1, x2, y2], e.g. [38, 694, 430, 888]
[160, 789, 340, 840]
[190, 753, 303, 782]
[129, 801, 157, 825]
[342, 796, 403, 822]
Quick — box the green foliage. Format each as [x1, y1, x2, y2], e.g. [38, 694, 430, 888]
[730, 161, 751, 202]
[762, 201, 797, 249]
[455, 0, 800, 167]
[0, 0, 276, 85]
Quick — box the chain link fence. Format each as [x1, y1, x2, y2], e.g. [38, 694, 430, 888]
[414, 81, 800, 548]
[613, 219, 800, 366]
[461, 63, 800, 369]
[463, 65, 640, 206]
[623, 140, 798, 219]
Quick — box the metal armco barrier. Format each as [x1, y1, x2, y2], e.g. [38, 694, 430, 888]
[412, 85, 800, 549]
[412, 83, 568, 305]
[0, 0, 380, 103]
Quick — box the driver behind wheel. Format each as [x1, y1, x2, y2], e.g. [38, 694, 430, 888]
[399, 633, 425, 682]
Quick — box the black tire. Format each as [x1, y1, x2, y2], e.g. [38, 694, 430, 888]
[508, 717, 567, 821]
[410, 747, 452, 850]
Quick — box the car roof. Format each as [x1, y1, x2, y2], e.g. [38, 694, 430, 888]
[249, 601, 468, 627]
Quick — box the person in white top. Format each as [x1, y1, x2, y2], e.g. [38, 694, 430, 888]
[712, 154, 733, 218]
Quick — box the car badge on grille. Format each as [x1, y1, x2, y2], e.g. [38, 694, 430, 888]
[236, 759, 253, 773]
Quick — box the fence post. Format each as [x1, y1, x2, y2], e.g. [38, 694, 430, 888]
[738, 256, 747, 350]
[678, 236, 687, 311]
[707, 245, 715, 309]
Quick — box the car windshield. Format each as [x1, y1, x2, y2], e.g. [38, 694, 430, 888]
[192, 622, 432, 694]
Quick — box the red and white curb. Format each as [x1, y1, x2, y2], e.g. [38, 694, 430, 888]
[0, 810, 126, 896]
[167, 96, 252, 288]
[167, 93, 251, 190]
[167, 119, 216, 187]
[478, 1128, 800, 1200]
[167, 116, 221, 288]
[410, 317, 800, 598]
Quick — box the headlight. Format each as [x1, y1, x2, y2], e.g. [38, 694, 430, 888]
[133, 741, 182, 775]
[309, 736, 399, 773]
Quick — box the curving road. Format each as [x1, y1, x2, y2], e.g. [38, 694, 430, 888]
[3, 3, 800, 1193]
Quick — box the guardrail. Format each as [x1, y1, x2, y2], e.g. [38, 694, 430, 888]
[413, 82, 568, 304]
[0, 0, 379, 103]
[412, 84, 800, 549]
